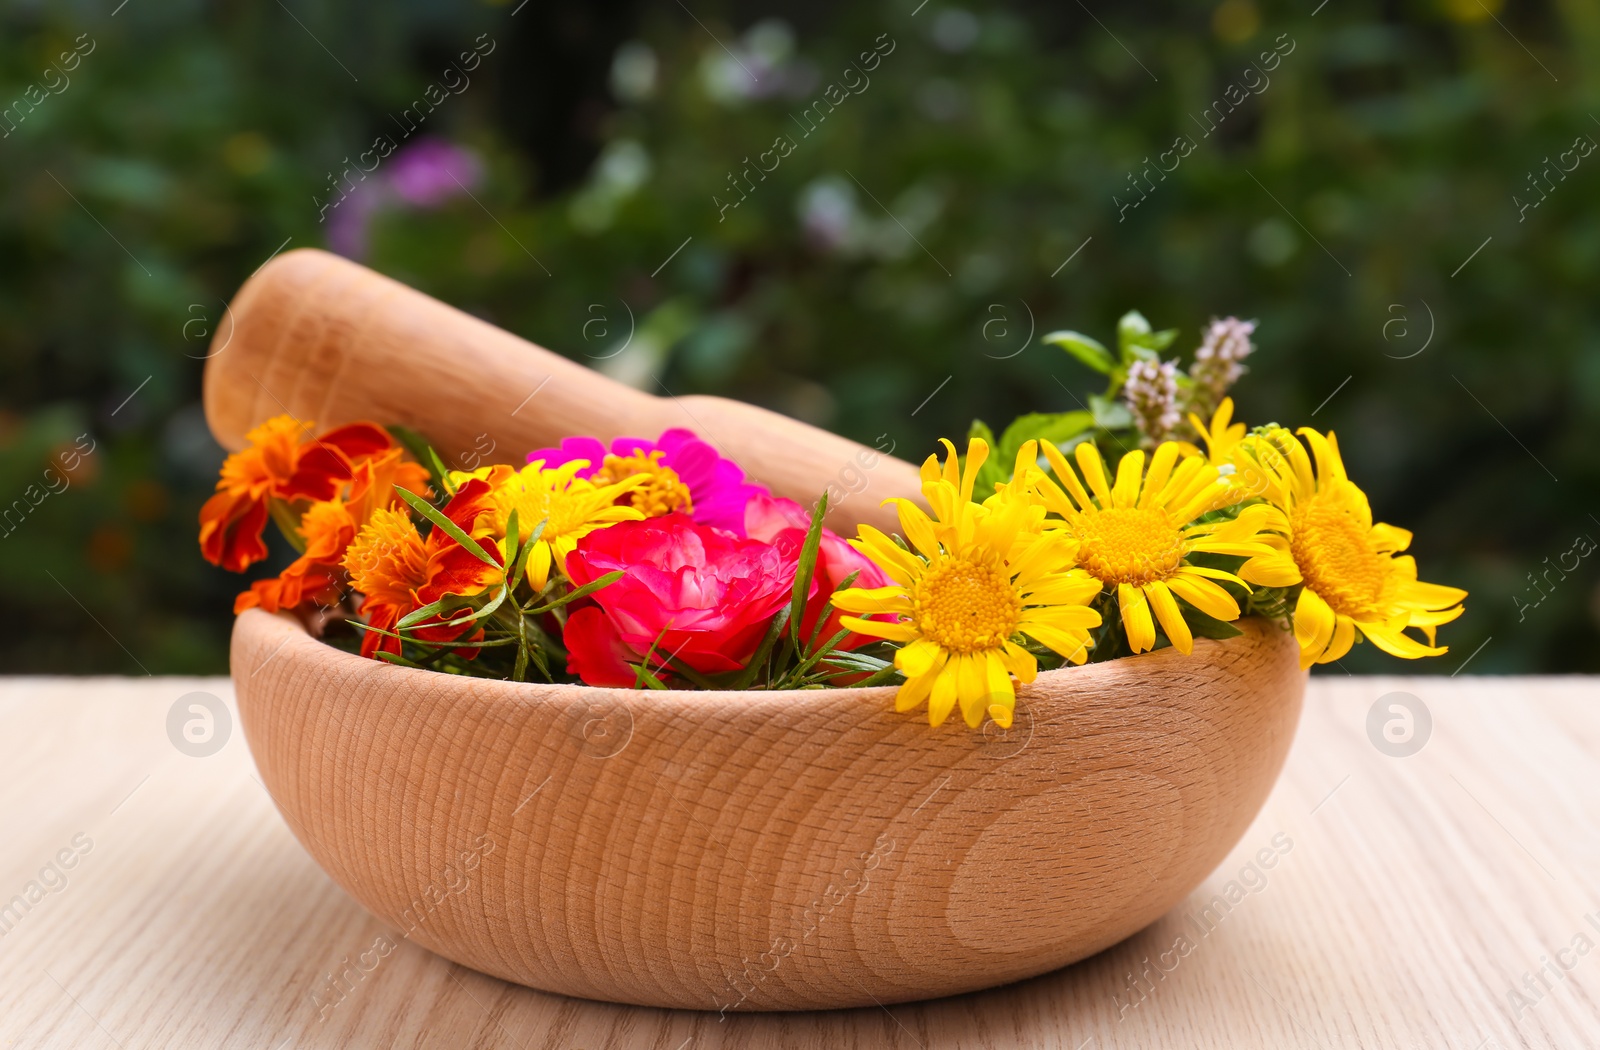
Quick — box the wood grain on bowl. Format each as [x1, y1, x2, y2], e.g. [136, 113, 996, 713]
[201, 248, 923, 536]
[233, 608, 1305, 1011]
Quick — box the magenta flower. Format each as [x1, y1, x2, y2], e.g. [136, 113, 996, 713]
[563, 514, 803, 686]
[527, 428, 768, 534]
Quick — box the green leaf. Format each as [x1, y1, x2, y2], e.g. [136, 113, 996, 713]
[525, 570, 624, 614]
[395, 487, 499, 568]
[1043, 330, 1115, 374]
[1088, 394, 1135, 431]
[395, 598, 447, 630]
[807, 568, 861, 649]
[1116, 311, 1152, 360]
[732, 606, 791, 690]
[783, 628, 851, 683]
[788, 491, 828, 649]
[512, 612, 531, 683]
[387, 424, 456, 497]
[1141, 327, 1180, 352]
[998, 411, 1095, 462]
[1184, 608, 1246, 640]
[632, 662, 669, 690]
[662, 654, 722, 690]
[266, 499, 308, 554]
[397, 588, 500, 631]
[850, 665, 902, 687]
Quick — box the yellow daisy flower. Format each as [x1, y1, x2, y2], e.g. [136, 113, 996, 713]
[1034, 440, 1278, 655]
[833, 439, 1103, 730]
[1188, 396, 1247, 465]
[449, 461, 647, 591]
[1233, 428, 1466, 669]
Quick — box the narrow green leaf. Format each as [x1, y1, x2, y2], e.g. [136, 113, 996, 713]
[429, 448, 456, 495]
[849, 663, 902, 688]
[632, 662, 669, 690]
[807, 569, 860, 649]
[663, 655, 722, 690]
[525, 570, 624, 615]
[512, 612, 530, 683]
[731, 606, 791, 690]
[395, 598, 447, 630]
[787, 491, 828, 649]
[387, 424, 455, 497]
[266, 499, 308, 554]
[783, 628, 851, 683]
[396, 487, 499, 568]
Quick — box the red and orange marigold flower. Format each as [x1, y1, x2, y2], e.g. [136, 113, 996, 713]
[233, 445, 430, 615]
[199, 415, 423, 572]
[341, 478, 503, 659]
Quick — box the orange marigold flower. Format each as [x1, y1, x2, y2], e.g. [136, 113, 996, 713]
[232, 444, 433, 615]
[233, 499, 355, 615]
[199, 415, 398, 573]
[342, 478, 504, 659]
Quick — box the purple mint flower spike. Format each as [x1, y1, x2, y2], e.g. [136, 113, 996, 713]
[389, 138, 482, 208]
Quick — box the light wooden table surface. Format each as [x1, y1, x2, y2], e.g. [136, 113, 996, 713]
[1, 675, 1595, 1049]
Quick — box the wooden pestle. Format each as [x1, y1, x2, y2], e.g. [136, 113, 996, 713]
[202, 249, 923, 535]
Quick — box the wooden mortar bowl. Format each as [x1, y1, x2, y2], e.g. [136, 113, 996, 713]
[212, 249, 1305, 1009]
[233, 609, 1304, 1011]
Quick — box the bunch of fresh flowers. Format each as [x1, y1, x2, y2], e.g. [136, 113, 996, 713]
[201, 311, 1465, 731]
[202, 422, 897, 690]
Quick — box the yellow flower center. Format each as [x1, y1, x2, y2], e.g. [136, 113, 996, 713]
[911, 557, 1021, 654]
[1290, 489, 1390, 617]
[597, 451, 692, 518]
[1073, 507, 1185, 585]
[343, 507, 428, 605]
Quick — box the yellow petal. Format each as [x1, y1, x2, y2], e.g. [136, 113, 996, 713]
[983, 650, 1016, 728]
[894, 499, 943, 562]
[1323, 614, 1356, 663]
[1240, 553, 1303, 588]
[894, 652, 946, 712]
[1167, 572, 1241, 621]
[1145, 580, 1192, 655]
[1111, 448, 1146, 508]
[1140, 442, 1181, 508]
[527, 540, 553, 591]
[1076, 441, 1114, 508]
[1358, 623, 1448, 660]
[928, 667, 959, 727]
[841, 615, 918, 643]
[1039, 442, 1094, 512]
[1293, 587, 1337, 670]
[896, 638, 945, 678]
[1119, 583, 1156, 653]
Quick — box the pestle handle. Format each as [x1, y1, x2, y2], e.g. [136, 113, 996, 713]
[202, 249, 923, 535]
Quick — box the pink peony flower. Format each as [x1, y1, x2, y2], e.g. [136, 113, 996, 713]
[563, 514, 805, 686]
[743, 492, 891, 648]
[528, 428, 767, 534]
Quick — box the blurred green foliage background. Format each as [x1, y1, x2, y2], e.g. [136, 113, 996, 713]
[2, 0, 1596, 674]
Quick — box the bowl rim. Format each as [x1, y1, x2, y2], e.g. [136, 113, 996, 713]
[235, 607, 1292, 715]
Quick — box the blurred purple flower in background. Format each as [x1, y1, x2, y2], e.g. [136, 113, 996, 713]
[326, 137, 483, 259]
[390, 139, 482, 206]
